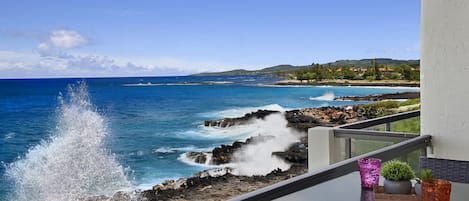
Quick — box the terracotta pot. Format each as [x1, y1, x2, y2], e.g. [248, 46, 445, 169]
[422, 179, 451, 201]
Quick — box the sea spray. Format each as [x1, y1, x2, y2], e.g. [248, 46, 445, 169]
[177, 113, 301, 176]
[5, 82, 131, 201]
[309, 91, 335, 101]
[229, 114, 301, 176]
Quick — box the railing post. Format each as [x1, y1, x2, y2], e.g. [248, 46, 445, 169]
[307, 127, 337, 172]
[420, 145, 427, 157]
[345, 138, 352, 159]
[385, 122, 391, 132]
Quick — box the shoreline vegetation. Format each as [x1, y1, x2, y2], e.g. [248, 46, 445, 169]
[192, 58, 420, 87]
[275, 79, 420, 87]
[84, 92, 421, 201]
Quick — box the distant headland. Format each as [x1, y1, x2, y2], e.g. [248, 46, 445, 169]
[191, 58, 420, 87]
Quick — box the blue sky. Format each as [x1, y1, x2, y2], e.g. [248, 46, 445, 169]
[0, 0, 420, 78]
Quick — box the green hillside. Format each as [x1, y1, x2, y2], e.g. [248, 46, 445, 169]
[191, 58, 419, 76]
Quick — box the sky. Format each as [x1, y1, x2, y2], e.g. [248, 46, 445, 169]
[0, 0, 421, 78]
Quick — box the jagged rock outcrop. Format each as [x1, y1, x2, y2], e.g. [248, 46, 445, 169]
[272, 142, 308, 164]
[186, 152, 209, 164]
[204, 110, 280, 127]
[285, 106, 360, 131]
[186, 136, 275, 165]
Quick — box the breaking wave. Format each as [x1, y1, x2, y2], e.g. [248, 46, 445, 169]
[179, 114, 301, 176]
[5, 81, 131, 201]
[309, 91, 335, 101]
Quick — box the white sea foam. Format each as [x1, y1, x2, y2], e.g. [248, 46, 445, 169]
[177, 125, 257, 140]
[200, 104, 287, 118]
[178, 152, 219, 168]
[179, 113, 302, 176]
[164, 83, 202, 86]
[135, 177, 181, 190]
[122, 82, 163, 87]
[309, 91, 336, 101]
[228, 114, 301, 176]
[122, 82, 203, 87]
[5, 82, 131, 201]
[201, 81, 234, 85]
[256, 84, 316, 88]
[4, 132, 15, 140]
[154, 145, 209, 154]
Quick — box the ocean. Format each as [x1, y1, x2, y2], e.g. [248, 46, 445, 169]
[0, 75, 419, 200]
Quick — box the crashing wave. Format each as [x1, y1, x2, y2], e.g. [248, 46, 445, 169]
[5, 81, 132, 201]
[309, 91, 335, 101]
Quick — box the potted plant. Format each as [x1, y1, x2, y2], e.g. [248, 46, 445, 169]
[415, 169, 434, 196]
[380, 160, 415, 194]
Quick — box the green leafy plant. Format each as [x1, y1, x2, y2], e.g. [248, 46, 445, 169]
[381, 160, 415, 181]
[416, 169, 435, 183]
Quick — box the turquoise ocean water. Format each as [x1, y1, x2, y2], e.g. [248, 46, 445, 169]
[0, 76, 419, 200]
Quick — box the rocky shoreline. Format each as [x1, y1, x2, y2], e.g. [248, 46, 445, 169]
[142, 165, 308, 201]
[85, 92, 419, 201]
[204, 110, 279, 128]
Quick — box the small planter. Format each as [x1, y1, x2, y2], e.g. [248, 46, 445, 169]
[380, 160, 415, 195]
[384, 179, 412, 194]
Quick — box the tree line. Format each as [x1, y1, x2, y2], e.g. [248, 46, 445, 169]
[292, 59, 420, 82]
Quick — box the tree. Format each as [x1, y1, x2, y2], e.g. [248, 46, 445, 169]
[364, 64, 375, 79]
[373, 59, 383, 80]
[399, 64, 412, 80]
[410, 66, 420, 81]
[342, 67, 356, 79]
[313, 64, 324, 81]
[295, 70, 307, 82]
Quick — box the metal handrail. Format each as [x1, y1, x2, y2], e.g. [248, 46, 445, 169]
[229, 135, 431, 201]
[337, 110, 420, 129]
[334, 128, 417, 142]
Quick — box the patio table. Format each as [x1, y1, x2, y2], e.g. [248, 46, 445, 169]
[274, 171, 468, 201]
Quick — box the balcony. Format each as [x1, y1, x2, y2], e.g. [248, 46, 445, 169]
[229, 110, 469, 201]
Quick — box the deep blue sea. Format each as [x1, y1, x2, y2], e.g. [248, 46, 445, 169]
[0, 75, 419, 200]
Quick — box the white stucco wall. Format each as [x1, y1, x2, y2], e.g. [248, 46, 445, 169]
[421, 0, 469, 161]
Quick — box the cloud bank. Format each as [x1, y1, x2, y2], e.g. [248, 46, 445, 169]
[0, 29, 238, 78]
[49, 30, 88, 49]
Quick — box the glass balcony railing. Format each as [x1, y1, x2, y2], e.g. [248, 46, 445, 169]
[229, 110, 431, 201]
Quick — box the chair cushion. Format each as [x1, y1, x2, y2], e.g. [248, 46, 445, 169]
[420, 157, 469, 183]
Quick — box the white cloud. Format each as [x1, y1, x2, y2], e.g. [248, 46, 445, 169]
[37, 42, 50, 51]
[1, 28, 255, 78]
[0, 51, 39, 70]
[0, 49, 197, 78]
[49, 29, 88, 49]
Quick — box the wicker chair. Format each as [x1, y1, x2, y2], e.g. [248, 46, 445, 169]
[419, 157, 469, 183]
